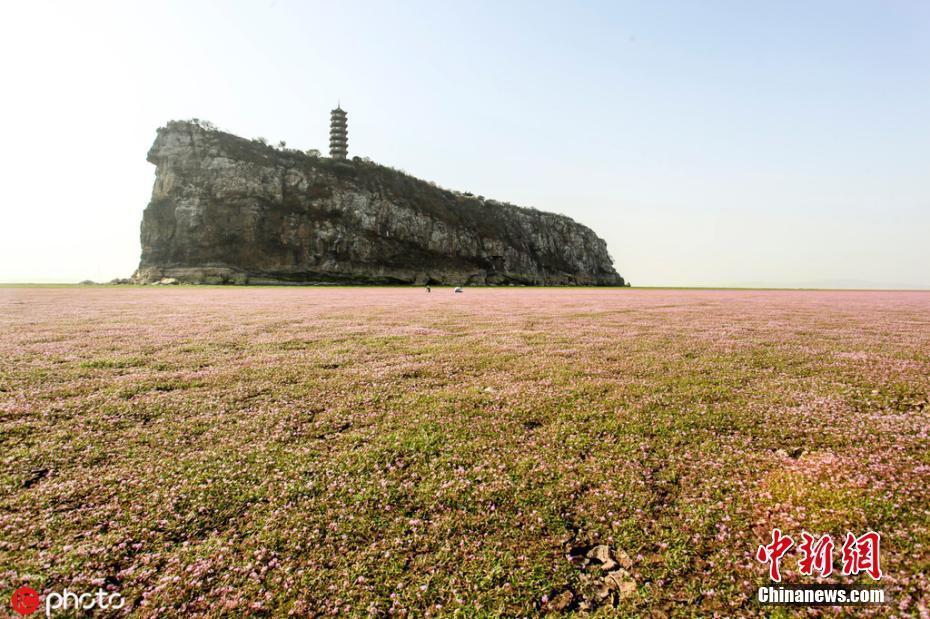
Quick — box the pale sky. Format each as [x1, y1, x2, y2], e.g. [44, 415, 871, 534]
[1, 0, 928, 287]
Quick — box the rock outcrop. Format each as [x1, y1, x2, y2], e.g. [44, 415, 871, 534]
[133, 121, 624, 286]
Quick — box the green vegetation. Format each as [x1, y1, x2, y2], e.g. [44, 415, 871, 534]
[0, 287, 927, 616]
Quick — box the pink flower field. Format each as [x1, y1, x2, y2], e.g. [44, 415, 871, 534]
[1, 286, 928, 617]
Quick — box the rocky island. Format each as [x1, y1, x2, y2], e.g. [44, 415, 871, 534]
[133, 120, 624, 286]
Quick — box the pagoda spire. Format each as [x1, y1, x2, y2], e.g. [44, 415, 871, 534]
[329, 106, 348, 159]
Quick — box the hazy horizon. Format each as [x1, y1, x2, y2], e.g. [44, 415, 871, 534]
[1, 1, 928, 288]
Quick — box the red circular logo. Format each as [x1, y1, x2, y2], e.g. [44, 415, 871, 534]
[10, 586, 40, 615]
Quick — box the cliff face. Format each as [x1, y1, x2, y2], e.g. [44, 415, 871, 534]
[134, 121, 624, 286]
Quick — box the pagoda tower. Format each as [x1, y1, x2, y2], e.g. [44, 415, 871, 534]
[329, 106, 348, 159]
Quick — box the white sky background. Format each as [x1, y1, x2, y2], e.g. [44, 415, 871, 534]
[0, 0, 928, 287]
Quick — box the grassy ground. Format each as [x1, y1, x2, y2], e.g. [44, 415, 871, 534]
[1, 287, 928, 617]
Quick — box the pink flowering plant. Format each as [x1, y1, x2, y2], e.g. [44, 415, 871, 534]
[0, 286, 928, 616]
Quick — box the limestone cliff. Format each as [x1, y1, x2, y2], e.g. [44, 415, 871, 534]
[133, 121, 624, 286]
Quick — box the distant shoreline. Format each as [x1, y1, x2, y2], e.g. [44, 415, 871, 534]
[2, 283, 929, 292]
